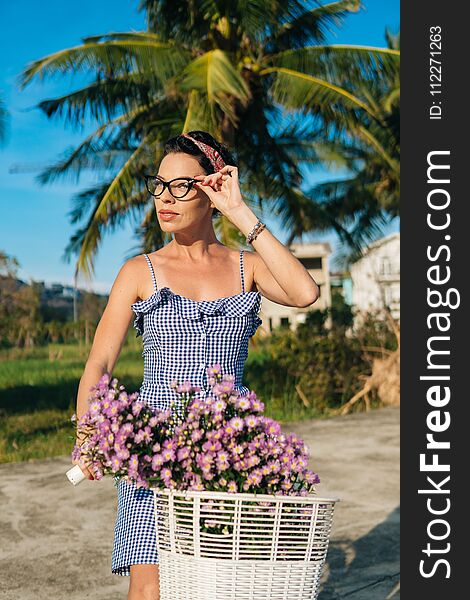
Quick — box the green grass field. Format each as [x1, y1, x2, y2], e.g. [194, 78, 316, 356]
[0, 340, 146, 464]
[0, 339, 329, 464]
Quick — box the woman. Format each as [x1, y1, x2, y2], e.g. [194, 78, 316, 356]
[72, 130, 320, 599]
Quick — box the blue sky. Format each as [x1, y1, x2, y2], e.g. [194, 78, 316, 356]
[0, 1, 400, 294]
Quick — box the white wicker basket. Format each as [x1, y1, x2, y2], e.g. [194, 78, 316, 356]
[152, 487, 338, 600]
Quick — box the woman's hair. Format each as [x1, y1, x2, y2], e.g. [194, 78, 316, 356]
[162, 130, 237, 218]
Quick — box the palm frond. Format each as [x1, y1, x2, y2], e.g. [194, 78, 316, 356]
[175, 49, 251, 128]
[65, 131, 161, 278]
[36, 73, 160, 127]
[351, 125, 399, 174]
[262, 66, 375, 117]
[35, 100, 180, 185]
[182, 89, 214, 135]
[304, 177, 390, 250]
[268, 45, 400, 83]
[267, 0, 363, 49]
[17, 35, 190, 90]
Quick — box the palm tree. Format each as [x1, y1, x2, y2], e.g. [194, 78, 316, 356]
[17, 0, 399, 279]
[301, 29, 400, 262]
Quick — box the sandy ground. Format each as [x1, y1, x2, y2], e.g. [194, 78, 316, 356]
[0, 406, 399, 599]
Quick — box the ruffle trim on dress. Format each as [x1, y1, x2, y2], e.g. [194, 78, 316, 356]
[130, 287, 262, 337]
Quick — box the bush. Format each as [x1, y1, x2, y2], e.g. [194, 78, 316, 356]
[245, 308, 397, 418]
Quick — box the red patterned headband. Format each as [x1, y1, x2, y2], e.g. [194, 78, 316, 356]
[182, 133, 226, 172]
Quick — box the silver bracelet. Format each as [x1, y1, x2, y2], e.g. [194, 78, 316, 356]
[246, 220, 266, 245]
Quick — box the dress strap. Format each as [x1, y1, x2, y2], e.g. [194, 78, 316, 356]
[143, 253, 158, 293]
[239, 249, 245, 294]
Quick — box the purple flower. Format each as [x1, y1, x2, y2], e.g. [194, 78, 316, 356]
[175, 381, 201, 395]
[228, 416, 244, 432]
[202, 439, 222, 453]
[132, 401, 145, 417]
[134, 426, 153, 444]
[247, 455, 260, 468]
[98, 418, 111, 433]
[213, 379, 235, 397]
[281, 479, 293, 491]
[161, 467, 172, 480]
[110, 456, 123, 472]
[118, 391, 130, 406]
[244, 414, 258, 429]
[116, 447, 130, 461]
[98, 438, 110, 453]
[128, 455, 139, 480]
[264, 418, 281, 436]
[235, 397, 251, 411]
[71, 444, 81, 460]
[251, 398, 265, 412]
[177, 446, 191, 461]
[121, 422, 134, 435]
[212, 398, 227, 413]
[163, 439, 177, 450]
[207, 364, 221, 377]
[305, 470, 320, 484]
[215, 451, 230, 471]
[88, 400, 101, 417]
[162, 448, 176, 462]
[99, 373, 111, 387]
[190, 429, 203, 442]
[152, 453, 165, 470]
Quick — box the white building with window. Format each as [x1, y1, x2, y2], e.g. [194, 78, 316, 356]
[258, 242, 332, 334]
[350, 232, 400, 323]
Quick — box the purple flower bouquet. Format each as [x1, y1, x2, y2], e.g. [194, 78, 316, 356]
[71, 364, 320, 497]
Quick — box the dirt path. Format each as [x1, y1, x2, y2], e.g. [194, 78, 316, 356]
[0, 406, 399, 599]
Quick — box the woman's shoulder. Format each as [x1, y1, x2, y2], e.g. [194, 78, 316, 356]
[121, 253, 150, 274]
[118, 254, 156, 301]
[240, 247, 257, 267]
[126, 247, 168, 268]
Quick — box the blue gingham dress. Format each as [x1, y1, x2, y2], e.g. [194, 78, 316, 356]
[111, 249, 262, 576]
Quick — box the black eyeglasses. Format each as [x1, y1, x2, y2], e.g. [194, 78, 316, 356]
[143, 175, 200, 199]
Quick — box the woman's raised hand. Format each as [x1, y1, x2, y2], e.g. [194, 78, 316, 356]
[193, 165, 245, 218]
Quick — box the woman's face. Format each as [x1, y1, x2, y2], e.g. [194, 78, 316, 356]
[153, 153, 214, 231]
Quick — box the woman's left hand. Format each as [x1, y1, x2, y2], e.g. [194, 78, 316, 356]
[193, 165, 244, 218]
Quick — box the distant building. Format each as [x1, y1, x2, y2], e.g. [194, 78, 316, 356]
[350, 232, 400, 324]
[258, 242, 332, 334]
[22, 280, 108, 320]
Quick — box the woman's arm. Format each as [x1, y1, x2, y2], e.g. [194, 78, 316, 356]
[73, 258, 140, 475]
[229, 205, 320, 308]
